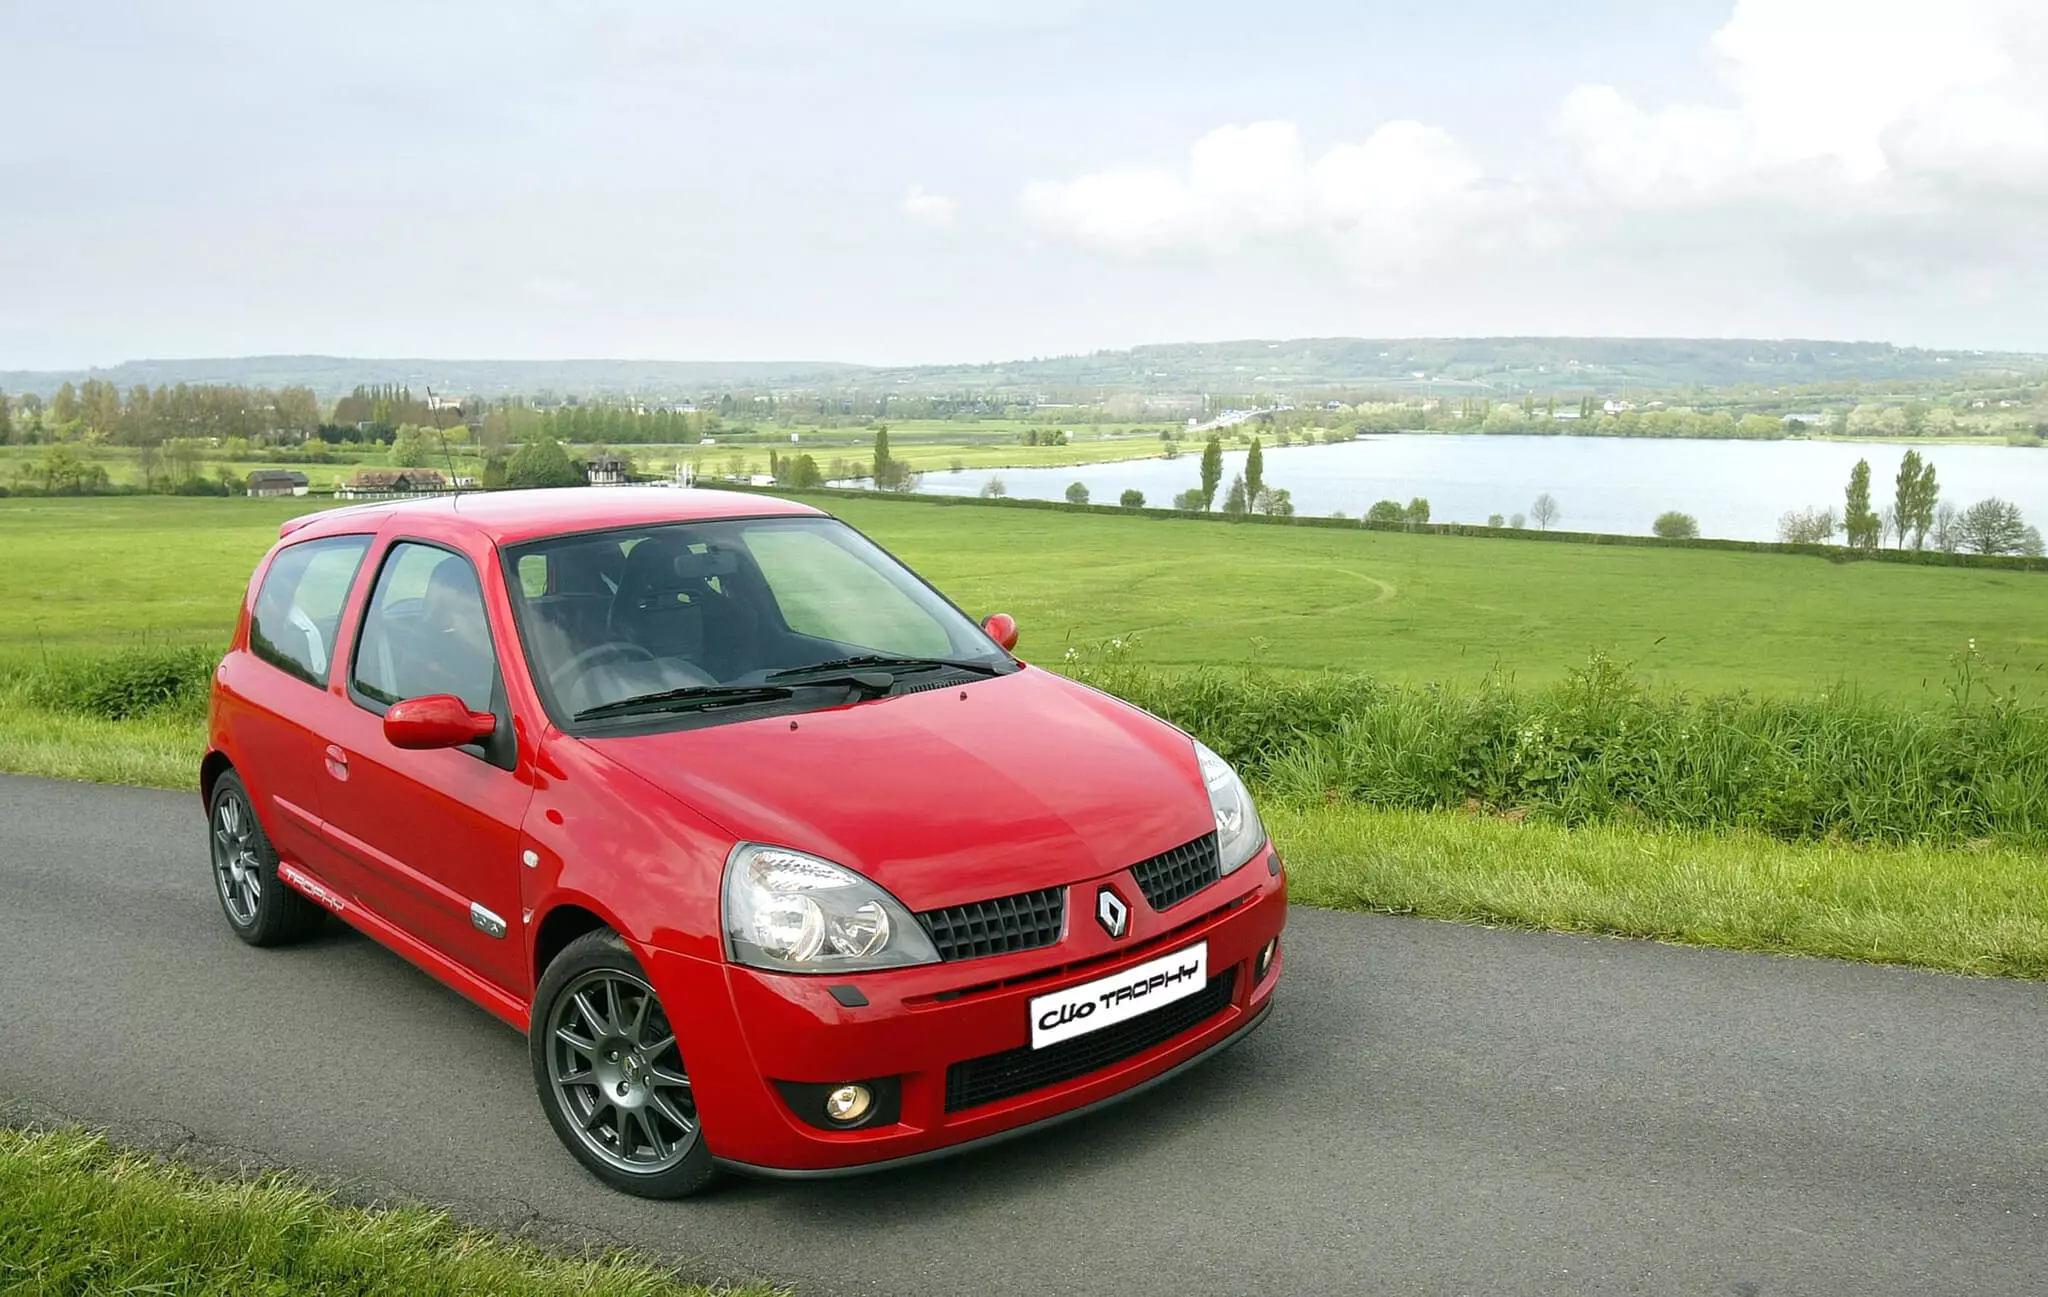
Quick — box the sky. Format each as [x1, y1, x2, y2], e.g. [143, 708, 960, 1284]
[5, 0, 2048, 369]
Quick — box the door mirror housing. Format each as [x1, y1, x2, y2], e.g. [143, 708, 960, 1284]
[384, 695, 498, 750]
[982, 612, 1019, 653]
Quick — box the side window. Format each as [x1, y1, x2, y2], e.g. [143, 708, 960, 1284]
[352, 543, 500, 714]
[743, 526, 952, 657]
[249, 536, 372, 686]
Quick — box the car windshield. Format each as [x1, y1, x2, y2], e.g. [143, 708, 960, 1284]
[503, 514, 1013, 724]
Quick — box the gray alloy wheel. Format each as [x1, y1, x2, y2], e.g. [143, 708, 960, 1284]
[211, 787, 263, 926]
[531, 931, 715, 1196]
[205, 769, 323, 946]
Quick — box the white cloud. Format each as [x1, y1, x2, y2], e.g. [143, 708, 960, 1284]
[1022, 119, 1503, 273]
[899, 184, 958, 228]
[1557, 0, 2048, 205]
[1022, 0, 2048, 287]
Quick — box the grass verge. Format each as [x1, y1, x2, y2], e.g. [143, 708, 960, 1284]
[0, 702, 203, 789]
[0, 1127, 780, 1297]
[1273, 800, 2048, 979]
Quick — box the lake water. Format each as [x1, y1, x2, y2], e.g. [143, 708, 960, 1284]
[902, 435, 2048, 542]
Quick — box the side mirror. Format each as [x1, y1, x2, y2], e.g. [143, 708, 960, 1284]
[982, 612, 1019, 653]
[384, 695, 497, 750]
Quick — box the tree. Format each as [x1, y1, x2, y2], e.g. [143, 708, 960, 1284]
[1778, 507, 1838, 544]
[1198, 437, 1224, 510]
[504, 438, 584, 489]
[1244, 437, 1265, 503]
[1119, 488, 1145, 509]
[1931, 501, 1960, 551]
[1956, 498, 2030, 554]
[1256, 487, 1295, 517]
[1509, 513, 1526, 529]
[1843, 459, 1881, 551]
[1403, 497, 1431, 525]
[16, 444, 111, 494]
[1064, 481, 1090, 505]
[389, 424, 433, 468]
[1487, 513, 1505, 527]
[1892, 449, 1939, 550]
[1530, 493, 1560, 530]
[1365, 499, 1406, 524]
[1652, 511, 1699, 539]
[2024, 527, 2046, 559]
[1172, 488, 1206, 511]
[784, 453, 825, 488]
[50, 381, 79, 429]
[980, 475, 1007, 498]
[871, 427, 917, 490]
[1221, 473, 1249, 517]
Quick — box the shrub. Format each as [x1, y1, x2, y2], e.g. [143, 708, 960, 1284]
[1652, 511, 1700, 539]
[10, 646, 218, 720]
[1065, 481, 1090, 505]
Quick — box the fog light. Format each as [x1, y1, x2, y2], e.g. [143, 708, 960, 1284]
[1256, 937, 1279, 981]
[824, 1083, 873, 1125]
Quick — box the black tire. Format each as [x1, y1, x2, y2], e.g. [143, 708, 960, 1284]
[207, 769, 324, 947]
[530, 929, 717, 1198]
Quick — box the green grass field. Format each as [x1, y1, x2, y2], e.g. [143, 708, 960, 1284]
[6, 492, 2042, 699]
[0, 1128, 776, 1296]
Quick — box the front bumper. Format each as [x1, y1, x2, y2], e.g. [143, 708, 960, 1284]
[644, 845, 1287, 1174]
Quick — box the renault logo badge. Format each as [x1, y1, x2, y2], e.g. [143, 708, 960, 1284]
[1096, 886, 1131, 939]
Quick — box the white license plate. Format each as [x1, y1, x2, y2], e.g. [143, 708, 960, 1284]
[1030, 941, 1209, 1049]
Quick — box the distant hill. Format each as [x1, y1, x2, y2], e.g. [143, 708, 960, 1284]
[4, 339, 2039, 400]
[866, 338, 2045, 394]
[0, 355, 863, 400]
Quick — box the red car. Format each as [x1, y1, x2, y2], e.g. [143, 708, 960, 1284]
[204, 487, 1285, 1197]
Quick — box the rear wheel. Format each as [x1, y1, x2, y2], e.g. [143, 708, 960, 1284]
[530, 930, 716, 1198]
[208, 770, 323, 946]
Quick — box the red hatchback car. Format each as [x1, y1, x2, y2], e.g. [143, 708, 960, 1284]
[204, 487, 1285, 1196]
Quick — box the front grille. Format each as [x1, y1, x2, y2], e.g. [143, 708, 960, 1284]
[918, 887, 1065, 962]
[944, 968, 1238, 1112]
[1130, 833, 1222, 910]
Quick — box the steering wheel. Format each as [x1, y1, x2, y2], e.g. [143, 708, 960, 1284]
[550, 641, 661, 694]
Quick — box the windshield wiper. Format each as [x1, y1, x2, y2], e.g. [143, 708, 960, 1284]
[575, 684, 793, 722]
[765, 654, 1004, 683]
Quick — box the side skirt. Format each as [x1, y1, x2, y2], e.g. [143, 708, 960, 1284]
[278, 859, 530, 1031]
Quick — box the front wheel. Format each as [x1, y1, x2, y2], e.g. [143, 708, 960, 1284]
[529, 930, 716, 1198]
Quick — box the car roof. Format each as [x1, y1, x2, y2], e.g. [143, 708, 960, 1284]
[277, 486, 827, 546]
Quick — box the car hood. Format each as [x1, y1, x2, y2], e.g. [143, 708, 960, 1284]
[585, 666, 1215, 910]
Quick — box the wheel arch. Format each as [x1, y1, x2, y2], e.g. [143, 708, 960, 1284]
[199, 749, 235, 811]
[531, 897, 636, 988]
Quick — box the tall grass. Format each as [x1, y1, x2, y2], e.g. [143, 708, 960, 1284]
[1071, 644, 2048, 846]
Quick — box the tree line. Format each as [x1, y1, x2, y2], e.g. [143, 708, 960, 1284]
[0, 380, 322, 446]
[1779, 450, 2043, 556]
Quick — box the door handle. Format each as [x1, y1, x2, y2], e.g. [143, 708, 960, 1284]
[323, 745, 350, 782]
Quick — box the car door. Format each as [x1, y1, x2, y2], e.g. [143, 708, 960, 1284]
[218, 533, 375, 875]
[316, 537, 534, 995]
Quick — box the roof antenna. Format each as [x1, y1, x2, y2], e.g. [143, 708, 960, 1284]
[427, 387, 463, 501]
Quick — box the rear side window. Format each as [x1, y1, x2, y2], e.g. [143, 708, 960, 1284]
[250, 536, 372, 686]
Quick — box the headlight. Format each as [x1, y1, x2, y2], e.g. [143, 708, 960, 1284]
[1195, 740, 1266, 875]
[722, 844, 940, 973]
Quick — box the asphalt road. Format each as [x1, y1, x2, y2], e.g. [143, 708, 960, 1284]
[3, 773, 2044, 1296]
